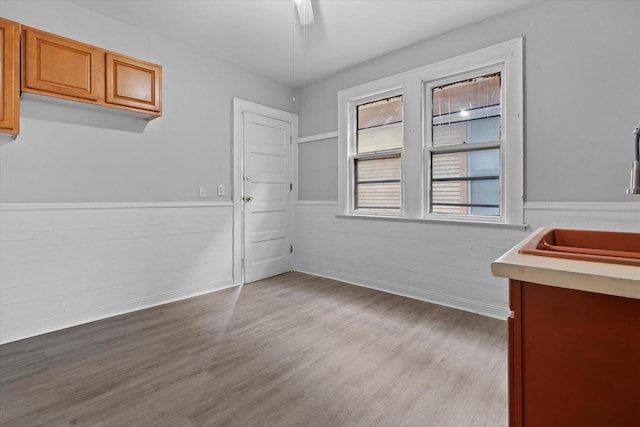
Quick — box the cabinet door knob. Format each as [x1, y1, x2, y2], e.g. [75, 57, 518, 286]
[246, 176, 251, 182]
[244, 195, 253, 202]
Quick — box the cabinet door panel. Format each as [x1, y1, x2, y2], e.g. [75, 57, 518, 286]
[105, 53, 161, 113]
[22, 27, 102, 101]
[521, 282, 640, 426]
[0, 17, 20, 135]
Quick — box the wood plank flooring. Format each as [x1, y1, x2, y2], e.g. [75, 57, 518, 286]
[0, 272, 508, 426]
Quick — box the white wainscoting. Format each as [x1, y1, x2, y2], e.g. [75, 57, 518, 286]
[294, 203, 529, 319]
[524, 202, 640, 231]
[0, 202, 235, 344]
[293, 201, 639, 319]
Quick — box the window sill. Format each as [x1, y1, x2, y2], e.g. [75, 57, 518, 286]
[335, 213, 528, 230]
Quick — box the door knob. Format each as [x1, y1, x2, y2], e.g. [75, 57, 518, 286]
[246, 176, 251, 182]
[244, 195, 253, 201]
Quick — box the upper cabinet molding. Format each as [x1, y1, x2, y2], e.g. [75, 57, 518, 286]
[21, 26, 162, 119]
[0, 17, 21, 137]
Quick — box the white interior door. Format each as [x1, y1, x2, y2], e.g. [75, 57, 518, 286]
[243, 112, 292, 283]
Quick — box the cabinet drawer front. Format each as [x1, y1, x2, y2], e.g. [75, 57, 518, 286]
[22, 27, 102, 102]
[0, 18, 21, 134]
[105, 53, 161, 113]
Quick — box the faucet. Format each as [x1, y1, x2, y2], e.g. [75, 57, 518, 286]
[627, 123, 640, 194]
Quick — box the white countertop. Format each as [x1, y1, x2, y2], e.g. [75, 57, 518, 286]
[492, 228, 640, 300]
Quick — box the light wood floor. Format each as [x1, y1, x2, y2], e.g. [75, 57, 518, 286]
[0, 272, 508, 426]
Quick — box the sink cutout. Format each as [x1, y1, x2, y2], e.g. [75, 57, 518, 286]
[519, 229, 640, 267]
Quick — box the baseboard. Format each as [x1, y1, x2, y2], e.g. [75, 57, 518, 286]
[1, 278, 236, 345]
[294, 267, 510, 320]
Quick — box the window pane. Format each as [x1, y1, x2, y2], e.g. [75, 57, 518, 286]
[470, 180, 500, 216]
[357, 156, 401, 181]
[358, 95, 402, 129]
[432, 149, 499, 179]
[357, 182, 401, 209]
[431, 148, 500, 216]
[468, 116, 500, 143]
[358, 123, 402, 153]
[432, 73, 501, 146]
[468, 148, 500, 176]
[357, 96, 403, 153]
[355, 156, 401, 210]
[432, 180, 468, 214]
[357, 122, 403, 153]
[432, 179, 499, 215]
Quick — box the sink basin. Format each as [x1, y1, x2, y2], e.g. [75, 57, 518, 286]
[519, 228, 640, 267]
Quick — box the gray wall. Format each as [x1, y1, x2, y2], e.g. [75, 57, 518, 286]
[295, 0, 640, 203]
[298, 138, 338, 201]
[0, 0, 295, 202]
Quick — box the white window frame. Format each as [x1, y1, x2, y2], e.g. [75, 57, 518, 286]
[348, 89, 404, 216]
[338, 38, 523, 226]
[424, 64, 505, 223]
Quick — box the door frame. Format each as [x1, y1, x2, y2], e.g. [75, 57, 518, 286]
[232, 98, 298, 285]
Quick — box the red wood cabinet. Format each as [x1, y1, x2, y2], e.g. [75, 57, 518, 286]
[105, 52, 161, 113]
[508, 280, 640, 426]
[21, 26, 162, 118]
[22, 26, 103, 102]
[0, 17, 20, 137]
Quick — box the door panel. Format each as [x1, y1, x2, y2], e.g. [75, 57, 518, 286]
[252, 182, 287, 202]
[243, 113, 292, 283]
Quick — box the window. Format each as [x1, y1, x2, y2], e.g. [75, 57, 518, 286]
[352, 94, 403, 213]
[427, 71, 503, 219]
[338, 38, 523, 226]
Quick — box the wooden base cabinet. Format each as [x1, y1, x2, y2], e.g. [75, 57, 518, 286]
[508, 280, 640, 426]
[0, 17, 20, 137]
[21, 26, 161, 118]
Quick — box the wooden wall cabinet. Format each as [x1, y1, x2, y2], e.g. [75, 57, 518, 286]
[105, 53, 161, 113]
[0, 17, 20, 137]
[508, 280, 640, 426]
[21, 26, 161, 119]
[22, 27, 103, 102]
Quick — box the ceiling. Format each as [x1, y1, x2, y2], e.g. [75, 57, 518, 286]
[69, 0, 536, 87]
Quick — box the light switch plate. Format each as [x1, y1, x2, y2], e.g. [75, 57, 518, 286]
[199, 187, 207, 199]
[217, 184, 225, 196]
